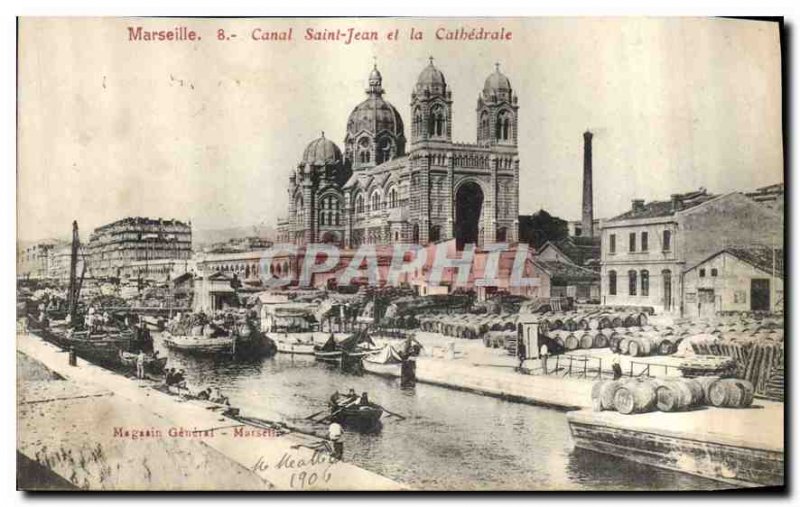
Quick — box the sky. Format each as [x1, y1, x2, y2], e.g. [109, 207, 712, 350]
[17, 17, 783, 242]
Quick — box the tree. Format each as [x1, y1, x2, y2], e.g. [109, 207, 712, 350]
[518, 209, 568, 249]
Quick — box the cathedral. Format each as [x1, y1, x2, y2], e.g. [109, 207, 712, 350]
[277, 58, 520, 250]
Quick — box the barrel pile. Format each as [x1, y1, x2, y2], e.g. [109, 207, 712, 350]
[417, 313, 518, 340]
[591, 376, 755, 415]
[674, 317, 784, 401]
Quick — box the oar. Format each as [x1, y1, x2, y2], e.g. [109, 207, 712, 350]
[318, 398, 359, 423]
[380, 406, 406, 420]
[305, 409, 328, 420]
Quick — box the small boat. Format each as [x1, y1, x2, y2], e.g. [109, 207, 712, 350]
[314, 349, 343, 363]
[118, 351, 168, 374]
[61, 329, 135, 366]
[274, 336, 317, 355]
[362, 344, 404, 377]
[330, 403, 384, 431]
[163, 333, 236, 356]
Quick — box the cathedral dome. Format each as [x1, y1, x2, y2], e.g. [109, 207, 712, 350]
[483, 64, 513, 98]
[302, 134, 342, 166]
[346, 64, 404, 139]
[346, 97, 404, 138]
[415, 58, 447, 95]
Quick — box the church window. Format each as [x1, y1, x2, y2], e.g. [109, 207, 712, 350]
[388, 187, 398, 208]
[429, 105, 445, 137]
[355, 194, 365, 214]
[370, 191, 382, 211]
[496, 111, 512, 141]
[480, 111, 489, 140]
[413, 108, 422, 138]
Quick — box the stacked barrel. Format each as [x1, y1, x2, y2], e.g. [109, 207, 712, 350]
[591, 376, 755, 415]
[418, 313, 518, 341]
[539, 311, 681, 356]
[675, 316, 784, 401]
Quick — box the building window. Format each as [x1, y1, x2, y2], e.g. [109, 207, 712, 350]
[496, 110, 512, 140]
[641, 232, 648, 251]
[641, 270, 649, 297]
[629, 233, 636, 252]
[663, 230, 671, 251]
[628, 270, 637, 296]
[608, 270, 617, 296]
[355, 195, 365, 214]
[388, 187, 398, 208]
[429, 105, 445, 137]
[370, 191, 381, 211]
[575, 226, 582, 237]
[609, 234, 616, 254]
[711, 268, 718, 277]
[699, 268, 706, 278]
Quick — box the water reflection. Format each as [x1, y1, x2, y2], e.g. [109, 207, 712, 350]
[155, 336, 724, 491]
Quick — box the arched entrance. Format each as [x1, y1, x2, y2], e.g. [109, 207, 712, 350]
[455, 181, 484, 250]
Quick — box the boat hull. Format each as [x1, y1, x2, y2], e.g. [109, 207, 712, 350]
[163, 334, 235, 356]
[363, 361, 401, 378]
[331, 405, 383, 432]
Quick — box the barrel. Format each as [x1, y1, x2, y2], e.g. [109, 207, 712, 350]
[592, 380, 624, 411]
[655, 380, 695, 412]
[611, 315, 624, 328]
[683, 378, 707, 406]
[564, 334, 580, 351]
[593, 333, 608, 349]
[708, 378, 754, 408]
[564, 318, 578, 332]
[657, 338, 675, 355]
[618, 337, 631, 355]
[629, 337, 653, 357]
[614, 381, 657, 414]
[608, 335, 622, 353]
[579, 333, 594, 349]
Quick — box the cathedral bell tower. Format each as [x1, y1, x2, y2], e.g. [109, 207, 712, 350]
[410, 57, 453, 144]
[476, 63, 518, 146]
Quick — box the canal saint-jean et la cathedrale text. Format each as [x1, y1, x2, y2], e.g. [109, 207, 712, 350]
[126, 25, 513, 44]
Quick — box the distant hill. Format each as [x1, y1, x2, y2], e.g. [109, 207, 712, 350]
[192, 224, 275, 250]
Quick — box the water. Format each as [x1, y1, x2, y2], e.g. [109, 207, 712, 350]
[157, 338, 723, 491]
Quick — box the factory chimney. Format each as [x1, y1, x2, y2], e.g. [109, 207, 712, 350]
[581, 130, 594, 238]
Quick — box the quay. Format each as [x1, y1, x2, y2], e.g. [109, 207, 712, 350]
[567, 403, 784, 487]
[371, 332, 784, 487]
[17, 332, 404, 491]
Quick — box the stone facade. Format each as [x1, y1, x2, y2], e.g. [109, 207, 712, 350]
[277, 59, 520, 249]
[87, 217, 192, 278]
[600, 190, 784, 315]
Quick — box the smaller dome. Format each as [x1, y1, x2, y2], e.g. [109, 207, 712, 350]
[415, 57, 447, 94]
[302, 134, 342, 166]
[483, 64, 512, 96]
[368, 65, 382, 87]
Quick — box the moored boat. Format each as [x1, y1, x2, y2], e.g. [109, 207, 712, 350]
[362, 344, 404, 377]
[61, 329, 135, 367]
[163, 333, 236, 355]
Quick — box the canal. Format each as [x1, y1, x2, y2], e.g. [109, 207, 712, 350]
[158, 340, 724, 491]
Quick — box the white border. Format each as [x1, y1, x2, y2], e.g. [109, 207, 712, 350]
[5, 1, 798, 505]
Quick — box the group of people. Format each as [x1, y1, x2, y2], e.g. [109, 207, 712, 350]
[329, 388, 371, 409]
[164, 368, 187, 388]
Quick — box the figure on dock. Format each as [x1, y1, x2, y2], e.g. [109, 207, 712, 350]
[135, 350, 145, 379]
[539, 342, 550, 375]
[328, 421, 344, 460]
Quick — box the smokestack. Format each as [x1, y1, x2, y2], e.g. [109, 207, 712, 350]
[582, 130, 594, 238]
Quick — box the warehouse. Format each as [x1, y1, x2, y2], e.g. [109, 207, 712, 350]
[682, 246, 784, 319]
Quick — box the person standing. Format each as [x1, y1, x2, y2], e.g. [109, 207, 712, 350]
[611, 353, 623, 380]
[136, 350, 146, 379]
[539, 342, 550, 375]
[517, 338, 527, 371]
[328, 421, 344, 460]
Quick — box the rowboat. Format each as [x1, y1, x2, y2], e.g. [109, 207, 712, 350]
[163, 333, 236, 356]
[329, 403, 383, 431]
[274, 337, 316, 355]
[314, 350, 343, 363]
